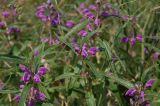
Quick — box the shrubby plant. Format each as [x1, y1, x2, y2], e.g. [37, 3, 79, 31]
[0, 0, 160, 106]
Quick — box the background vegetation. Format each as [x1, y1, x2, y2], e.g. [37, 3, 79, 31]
[0, 0, 160, 106]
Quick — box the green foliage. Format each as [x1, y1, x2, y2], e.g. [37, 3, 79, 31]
[0, 0, 160, 106]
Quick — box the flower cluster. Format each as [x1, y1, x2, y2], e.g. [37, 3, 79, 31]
[77, 2, 101, 35]
[72, 43, 100, 58]
[13, 64, 48, 105]
[19, 64, 48, 84]
[125, 79, 155, 106]
[101, 2, 120, 17]
[121, 34, 143, 46]
[36, 1, 60, 26]
[0, 9, 20, 35]
[101, 2, 136, 22]
[14, 87, 46, 106]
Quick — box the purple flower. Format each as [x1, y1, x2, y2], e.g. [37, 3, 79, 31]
[125, 88, 136, 96]
[140, 91, 145, 102]
[13, 95, 21, 102]
[8, 27, 20, 34]
[78, 30, 88, 37]
[79, 3, 85, 9]
[36, 91, 46, 101]
[89, 4, 98, 10]
[130, 37, 136, 46]
[51, 14, 61, 26]
[19, 84, 24, 89]
[136, 34, 143, 42]
[81, 44, 88, 58]
[88, 47, 99, 56]
[144, 48, 149, 54]
[94, 18, 100, 27]
[27, 99, 35, 106]
[153, 52, 160, 60]
[145, 79, 155, 88]
[2, 11, 9, 17]
[22, 72, 31, 83]
[13, 9, 17, 16]
[82, 9, 95, 20]
[101, 11, 109, 16]
[41, 37, 49, 43]
[70, 37, 77, 43]
[38, 67, 48, 76]
[0, 22, 5, 29]
[33, 74, 41, 84]
[73, 43, 81, 53]
[121, 37, 129, 43]
[66, 20, 75, 28]
[86, 24, 93, 31]
[121, 15, 129, 21]
[34, 50, 39, 57]
[19, 64, 30, 73]
[36, 2, 60, 26]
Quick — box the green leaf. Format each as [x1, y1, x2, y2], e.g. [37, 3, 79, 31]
[141, 64, 157, 81]
[105, 75, 134, 88]
[55, 73, 80, 81]
[98, 39, 112, 59]
[0, 54, 24, 63]
[85, 91, 96, 106]
[42, 103, 54, 106]
[0, 90, 19, 94]
[18, 84, 32, 106]
[85, 60, 104, 78]
[58, 37, 75, 52]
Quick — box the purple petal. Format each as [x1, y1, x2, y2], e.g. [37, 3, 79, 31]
[140, 91, 145, 102]
[0, 22, 5, 29]
[34, 50, 39, 57]
[125, 88, 136, 96]
[94, 18, 101, 27]
[79, 3, 85, 9]
[121, 37, 129, 43]
[73, 43, 81, 53]
[13, 95, 21, 102]
[153, 52, 160, 60]
[38, 67, 48, 75]
[19, 64, 30, 73]
[33, 74, 41, 84]
[81, 44, 88, 58]
[21, 72, 31, 83]
[66, 20, 75, 28]
[101, 11, 109, 16]
[145, 79, 155, 88]
[88, 47, 99, 56]
[2, 11, 9, 17]
[86, 24, 93, 31]
[36, 91, 46, 101]
[136, 34, 143, 42]
[89, 4, 98, 10]
[130, 37, 136, 46]
[41, 37, 49, 43]
[78, 30, 88, 37]
[27, 99, 35, 106]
